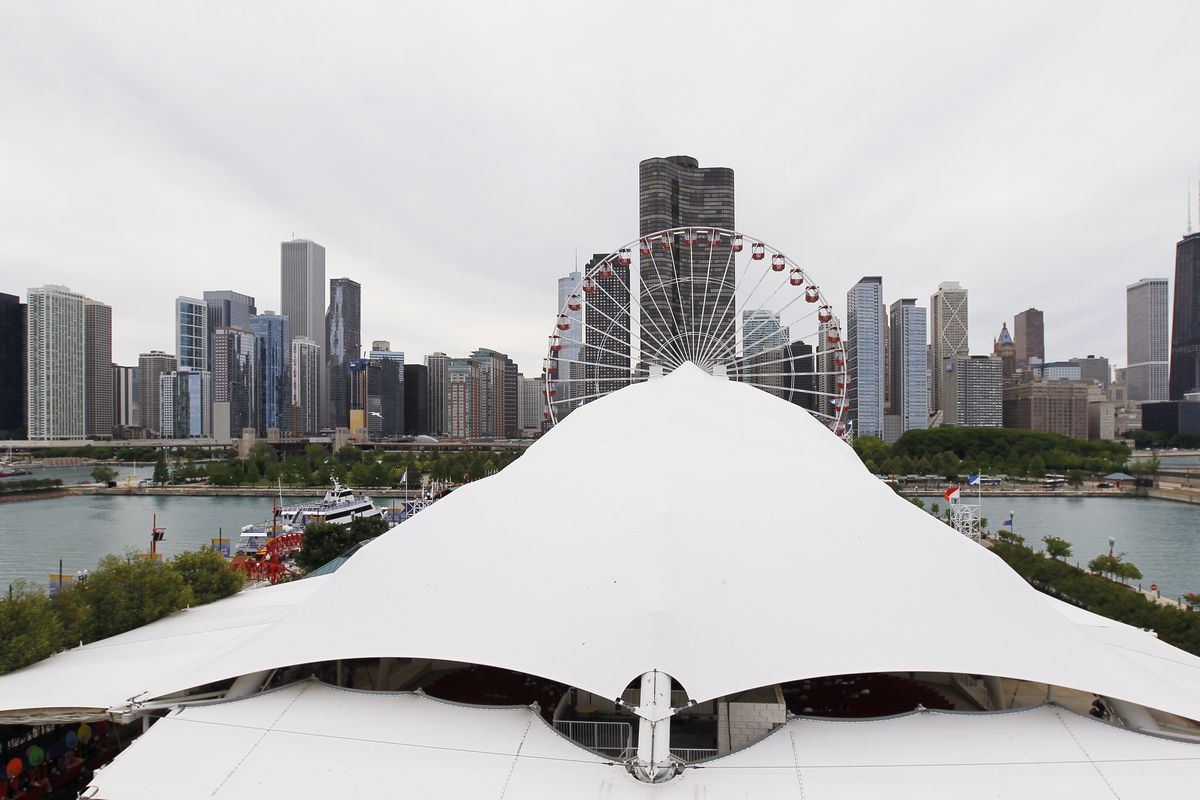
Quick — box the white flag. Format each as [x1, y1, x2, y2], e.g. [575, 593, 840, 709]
[399, 469, 408, 485]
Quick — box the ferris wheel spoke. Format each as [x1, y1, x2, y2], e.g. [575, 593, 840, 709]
[632, 246, 690, 367]
[642, 239, 691, 365]
[694, 237, 738, 369]
[584, 269, 686, 371]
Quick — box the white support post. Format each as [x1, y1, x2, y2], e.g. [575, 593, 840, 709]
[226, 669, 273, 700]
[630, 670, 675, 783]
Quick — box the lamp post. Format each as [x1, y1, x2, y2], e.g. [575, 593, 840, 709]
[1108, 536, 1116, 558]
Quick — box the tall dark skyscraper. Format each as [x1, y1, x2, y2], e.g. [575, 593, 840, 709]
[1013, 308, 1045, 368]
[84, 299, 113, 439]
[251, 312, 290, 434]
[138, 351, 177, 436]
[326, 278, 361, 430]
[583, 253, 631, 398]
[1170, 233, 1200, 399]
[403, 364, 430, 436]
[204, 291, 256, 372]
[638, 155, 735, 368]
[0, 293, 26, 436]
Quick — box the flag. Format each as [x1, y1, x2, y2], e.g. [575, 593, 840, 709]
[944, 486, 960, 503]
[968, 474, 981, 486]
[1003, 515, 1014, 527]
[399, 469, 408, 485]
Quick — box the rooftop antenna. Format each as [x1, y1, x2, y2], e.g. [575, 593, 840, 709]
[1189, 183, 1193, 235]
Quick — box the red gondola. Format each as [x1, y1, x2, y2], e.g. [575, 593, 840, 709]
[751, 242, 766, 261]
[789, 268, 804, 287]
[549, 335, 562, 353]
[771, 253, 786, 272]
[835, 427, 846, 436]
[683, 229, 698, 246]
[617, 247, 632, 266]
[827, 330, 841, 344]
[544, 410, 552, 420]
[731, 234, 744, 253]
[597, 261, 613, 279]
[545, 386, 557, 398]
[833, 354, 845, 368]
[707, 231, 720, 247]
[567, 293, 582, 312]
[543, 357, 557, 377]
[639, 238, 652, 257]
[658, 234, 673, 249]
[582, 277, 597, 294]
[805, 286, 820, 303]
[556, 314, 571, 331]
[817, 304, 833, 323]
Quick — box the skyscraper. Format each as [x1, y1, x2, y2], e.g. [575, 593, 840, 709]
[516, 372, 545, 431]
[946, 356, 1002, 427]
[992, 323, 1016, 385]
[403, 364, 430, 436]
[1127, 278, 1169, 402]
[211, 327, 257, 441]
[448, 357, 483, 438]
[27, 285, 86, 440]
[251, 312, 289, 434]
[1071, 355, 1111, 390]
[281, 239, 326, 426]
[290, 336, 321, 436]
[556, 270, 583, 411]
[160, 369, 211, 438]
[846, 277, 885, 438]
[741, 309, 790, 399]
[175, 296, 208, 371]
[929, 281, 969, 419]
[638, 155, 735, 368]
[112, 364, 138, 434]
[369, 341, 404, 439]
[84, 299, 113, 439]
[1170, 233, 1200, 399]
[889, 299, 928, 435]
[425, 352, 450, 437]
[583, 254, 631, 399]
[470, 348, 518, 438]
[326, 278, 361, 430]
[203, 291, 256, 372]
[1013, 308, 1044, 368]
[0, 293, 27, 436]
[137, 351, 177, 436]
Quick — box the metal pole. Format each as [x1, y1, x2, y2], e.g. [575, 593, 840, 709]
[58, 559, 63, 593]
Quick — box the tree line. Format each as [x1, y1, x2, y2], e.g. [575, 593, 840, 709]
[0, 549, 242, 676]
[853, 427, 1131, 478]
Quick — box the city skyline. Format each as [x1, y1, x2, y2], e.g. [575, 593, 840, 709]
[4, 4, 1200, 377]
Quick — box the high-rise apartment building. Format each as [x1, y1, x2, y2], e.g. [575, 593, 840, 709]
[27, 285, 87, 440]
[741, 309, 790, 399]
[1003, 381, 1090, 439]
[1127, 278, 1169, 402]
[137, 351, 177, 436]
[448, 357, 483, 439]
[0, 293, 26, 436]
[425, 352, 451, 436]
[160, 369, 211, 438]
[1071, 355, 1111, 390]
[945, 355, 1002, 427]
[1012, 308, 1044, 368]
[1170, 233, 1200, 399]
[203, 291, 256, 372]
[470, 348, 518, 438]
[251, 312, 289, 435]
[403, 364, 430, 436]
[929, 281, 969, 419]
[211, 327, 257, 441]
[290, 336, 321, 436]
[368, 341, 404, 439]
[516, 372, 545, 432]
[583, 254, 632, 400]
[84, 299, 113, 439]
[846, 277, 884, 438]
[112, 364, 138, 432]
[638, 155, 735, 368]
[888, 299, 928, 436]
[175, 297, 208, 371]
[281, 239, 326, 426]
[326, 278, 361, 430]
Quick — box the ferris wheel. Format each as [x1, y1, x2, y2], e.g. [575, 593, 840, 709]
[543, 227, 851, 434]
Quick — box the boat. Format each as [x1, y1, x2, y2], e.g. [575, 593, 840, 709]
[235, 480, 383, 554]
[0, 447, 31, 478]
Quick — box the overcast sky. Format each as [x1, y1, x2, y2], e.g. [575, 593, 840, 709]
[3, 1, 1198, 375]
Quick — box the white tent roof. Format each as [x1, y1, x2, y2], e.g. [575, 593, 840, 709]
[88, 681, 1200, 799]
[3, 364, 1200, 724]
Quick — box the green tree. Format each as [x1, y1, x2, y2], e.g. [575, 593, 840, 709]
[153, 452, 170, 486]
[296, 516, 389, 572]
[171, 549, 243, 604]
[1043, 536, 1072, 560]
[335, 443, 363, 466]
[91, 465, 117, 484]
[0, 582, 64, 675]
[62, 552, 192, 642]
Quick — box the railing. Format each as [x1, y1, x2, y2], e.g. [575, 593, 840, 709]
[553, 720, 632, 758]
[670, 748, 718, 762]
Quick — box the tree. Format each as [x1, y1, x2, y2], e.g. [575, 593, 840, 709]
[90, 465, 117, 484]
[1067, 470, 1085, 488]
[62, 552, 192, 642]
[335, 443, 362, 466]
[0, 582, 64, 676]
[295, 523, 358, 573]
[153, 452, 170, 486]
[1043, 536, 1072, 560]
[171, 549, 243, 604]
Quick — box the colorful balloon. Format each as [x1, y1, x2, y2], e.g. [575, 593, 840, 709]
[78, 723, 92, 743]
[26, 745, 44, 766]
[5, 757, 21, 777]
[65, 730, 78, 748]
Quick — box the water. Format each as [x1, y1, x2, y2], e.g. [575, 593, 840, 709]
[0, 493, 317, 591]
[0, 464, 156, 485]
[917, 495, 1200, 601]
